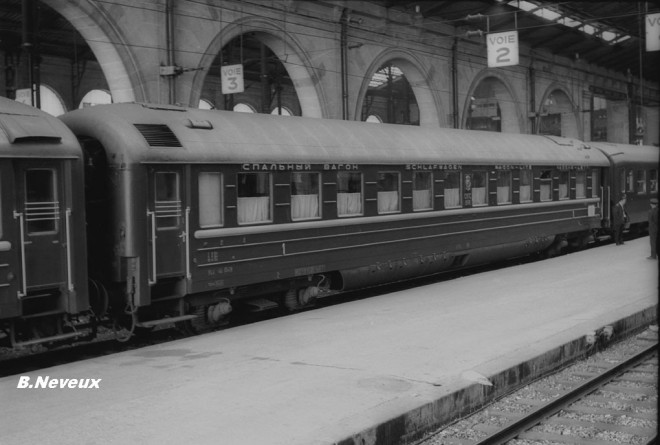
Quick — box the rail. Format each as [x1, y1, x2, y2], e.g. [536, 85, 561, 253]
[474, 342, 658, 445]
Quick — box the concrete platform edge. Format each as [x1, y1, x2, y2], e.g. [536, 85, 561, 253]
[335, 305, 658, 445]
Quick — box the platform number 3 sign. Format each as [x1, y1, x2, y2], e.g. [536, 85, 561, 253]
[646, 13, 660, 52]
[487, 31, 519, 68]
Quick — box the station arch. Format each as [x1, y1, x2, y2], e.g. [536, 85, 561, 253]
[355, 50, 444, 127]
[46, 0, 143, 103]
[537, 84, 580, 138]
[464, 72, 524, 133]
[191, 18, 326, 118]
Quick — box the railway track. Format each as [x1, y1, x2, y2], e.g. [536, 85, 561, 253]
[420, 328, 658, 445]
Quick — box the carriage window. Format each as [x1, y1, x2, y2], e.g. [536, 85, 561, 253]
[377, 172, 400, 214]
[626, 169, 634, 192]
[650, 170, 658, 193]
[237, 172, 272, 224]
[337, 172, 363, 217]
[636, 170, 647, 194]
[291, 172, 320, 220]
[591, 169, 600, 197]
[25, 169, 59, 234]
[576, 171, 586, 198]
[496, 171, 512, 205]
[198, 172, 223, 227]
[412, 171, 432, 211]
[540, 170, 553, 201]
[155, 172, 181, 229]
[471, 171, 487, 206]
[558, 171, 570, 200]
[520, 169, 532, 203]
[444, 171, 461, 208]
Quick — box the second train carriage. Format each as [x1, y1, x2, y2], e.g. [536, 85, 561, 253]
[60, 103, 612, 331]
[0, 98, 90, 347]
[589, 141, 659, 232]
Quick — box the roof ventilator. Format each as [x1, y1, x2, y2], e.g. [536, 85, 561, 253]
[134, 123, 182, 148]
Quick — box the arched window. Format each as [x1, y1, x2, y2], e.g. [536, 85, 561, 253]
[15, 84, 66, 116]
[233, 103, 256, 113]
[79, 89, 112, 108]
[199, 99, 214, 110]
[271, 106, 292, 116]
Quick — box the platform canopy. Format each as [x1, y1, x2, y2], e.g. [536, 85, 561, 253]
[374, 0, 659, 92]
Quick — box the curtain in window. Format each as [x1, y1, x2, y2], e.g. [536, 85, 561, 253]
[412, 189, 432, 210]
[337, 192, 362, 216]
[377, 191, 399, 213]
[291, 194, 319, 220]
[497, 186, 511, 204]
[558, 183, 569, 199]
[520, 185, 532, 202]
[540, 183, 552, 201]
[444, 188, 460, 208]
[472, 187, 487, 205]
[237, 196, 270, 223]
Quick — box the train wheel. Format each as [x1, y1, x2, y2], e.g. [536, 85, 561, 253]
[88, 279, 109, 319]
[177, 302, 231, 335]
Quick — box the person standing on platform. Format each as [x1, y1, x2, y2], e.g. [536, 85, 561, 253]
[648, 198, 658, 259]
[612, 194, 628, 245]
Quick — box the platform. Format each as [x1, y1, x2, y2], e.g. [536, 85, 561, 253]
[1, 238, 657, 445]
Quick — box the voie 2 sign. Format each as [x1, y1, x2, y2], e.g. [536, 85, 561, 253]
[487, 31, 519, 68]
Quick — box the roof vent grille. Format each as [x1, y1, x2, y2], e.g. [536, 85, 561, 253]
[134, 124, 182, 148]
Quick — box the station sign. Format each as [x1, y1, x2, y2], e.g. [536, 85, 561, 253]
[646, 13, 660, 52]
[221, 64, 245, 94]
[487, 31, 519, 68]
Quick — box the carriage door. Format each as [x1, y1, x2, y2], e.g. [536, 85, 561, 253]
[15, 162, 67, 293]
[0, 162, 20, 310]
[148, 168, 188, 281]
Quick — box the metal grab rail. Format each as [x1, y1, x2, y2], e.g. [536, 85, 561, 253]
[12, 211, 27, 297]
[147, 210, 157, 285]
[65, 209, 74, 291]
[185, 207, 191, 280]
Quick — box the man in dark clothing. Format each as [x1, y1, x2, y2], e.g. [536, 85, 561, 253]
[648, 198, 658, 259]
[612, 194, 628, 245]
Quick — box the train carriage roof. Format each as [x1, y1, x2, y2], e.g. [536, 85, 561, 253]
[0, 98, 82, 159]
[588, 141, 659, 167]
[60, 103, 609, 167]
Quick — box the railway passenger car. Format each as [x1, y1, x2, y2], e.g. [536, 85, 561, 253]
[0, 98, 90, 347]
[60, 103, 611, 332]
[590, 141, 659, 233]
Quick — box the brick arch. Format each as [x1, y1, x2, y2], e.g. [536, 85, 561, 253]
[191, 17, 326, 118]
[355, 49, 445, 127]
[464, 71, 525, 133]
[47, 0, 143, 103]
[538, 83, 580, 138]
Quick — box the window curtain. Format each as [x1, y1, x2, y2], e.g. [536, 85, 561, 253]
[291, 194, 319, 220]
[540, 183, 552, 201]
[337, 192, 362, 216]
[412, 189, 432, 210]
[444, 188, 460, 208]
[519, 185, 532, 202]
[238, 196, 270, 223]
[472, 187, 487, 205]
[377, 191, 399, 213]
[497, 186, 511, 204]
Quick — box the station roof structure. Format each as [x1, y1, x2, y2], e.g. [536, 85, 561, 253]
[0, 1, 657, 91]
[374, 0, 659, 84]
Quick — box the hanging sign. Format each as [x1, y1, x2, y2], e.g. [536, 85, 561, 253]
[221, 64, 244, 94]
[646, 13, 660, 52]
[487, 31, 519, 67]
